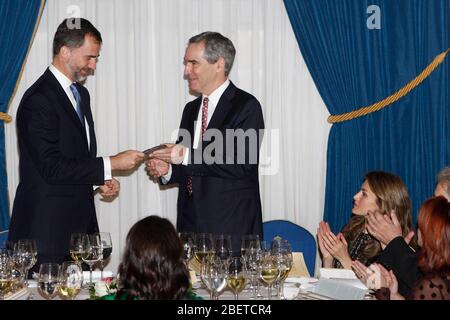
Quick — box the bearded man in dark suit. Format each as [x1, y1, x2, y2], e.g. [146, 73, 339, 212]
[9, 18, 144, 273]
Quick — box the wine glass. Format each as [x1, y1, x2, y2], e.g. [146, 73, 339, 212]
[69, 233, 89, 265]
[271, 239, 292, 299]
[37, 263, 60, 300]
[227, 257, 247, 300]
[94, 232, 112, 280]
[82, 234, 102, 287]
[200, 256, 213, 299]
[260, 254, 279, 300]
[214, 234, 232, 263]
[244, 245, 262, 299]
[194, 233, 214, 264]
[240, 234, 260, 259]
[14, 239, 37, 286]
[0, 252, 12, 300]
[59, 261, 83, 300]
[204, 256, 227, 300]
[179, 232, 194, 266]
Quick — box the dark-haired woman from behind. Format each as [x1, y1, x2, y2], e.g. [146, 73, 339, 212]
[102, 215, 201, 300]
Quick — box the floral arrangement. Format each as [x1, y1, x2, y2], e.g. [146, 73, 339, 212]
[89, 277, 118, 300]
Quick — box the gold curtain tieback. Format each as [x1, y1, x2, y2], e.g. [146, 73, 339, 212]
[328, 47, 450, 124]
[0, 112, 12, 123]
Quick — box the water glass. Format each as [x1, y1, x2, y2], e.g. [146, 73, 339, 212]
[37, 263, 60, 300]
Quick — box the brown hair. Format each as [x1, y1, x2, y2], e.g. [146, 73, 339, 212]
[53, 18, 102, 57]
[116, 215, 190, 300]
[417, 196, 450, 274]
[436, 167, 450, 198]
[342, 171, 416, 264]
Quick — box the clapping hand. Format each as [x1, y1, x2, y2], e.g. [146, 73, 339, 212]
[318, 221, 352, 269]
[366, 209, 415, 249]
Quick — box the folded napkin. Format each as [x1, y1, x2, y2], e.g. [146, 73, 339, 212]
[313, 278, 368, 300]
[319, 268, 357, 279]
[82, 270, 113, 283]
[318, 268, 367, 290]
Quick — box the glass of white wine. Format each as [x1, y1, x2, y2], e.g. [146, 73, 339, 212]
[0, 259, 12, 300]
[194, 233, 214, 264]
[227, 257, 247, 300]
[260, 255, 279, 300]
[37, 263, 60, 300]
[59, 261, 83, 300]
[69, 233, 89, 265]
[82, 234, 102, 287]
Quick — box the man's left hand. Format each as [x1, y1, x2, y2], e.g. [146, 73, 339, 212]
[150, 143, 186, 165]
[99, 178, 120, 198]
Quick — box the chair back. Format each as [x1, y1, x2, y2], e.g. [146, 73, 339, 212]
[263, 220, 316, 276]
[0, 230, 8, 249]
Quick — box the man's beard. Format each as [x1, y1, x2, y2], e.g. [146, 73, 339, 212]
[73, 68, 94, 85]
[66, 61, 93, 84]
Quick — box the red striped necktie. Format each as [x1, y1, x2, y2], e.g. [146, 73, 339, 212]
[187, 97, 209, 196]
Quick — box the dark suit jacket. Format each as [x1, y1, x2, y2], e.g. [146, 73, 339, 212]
[166, 82, 264, 253]
[9, 68, 105, 269]
[377, 236, 423, 296]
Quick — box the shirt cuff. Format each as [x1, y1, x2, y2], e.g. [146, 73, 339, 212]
[182, 147, 189, 166]
[161, 165, 172, 184]
[103, 156, 112, 180]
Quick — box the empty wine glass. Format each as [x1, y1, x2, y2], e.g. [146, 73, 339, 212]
[227, 257, 247, 300]
[37, 263, 60, 300]
[14, 239, 37, 286]
[244, 245, 262, 299]
[240, 234, 260, 258]
[214, 234, 232, 263]
[204, 256, 227, 300]
[59, 261, 83, 300]
[179, 232, 194, 266]
[94, 232, 112, 280]
[200, 256, 213, 299]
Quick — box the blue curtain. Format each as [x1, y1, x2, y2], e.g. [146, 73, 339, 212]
[284, 0, 449, 232]
[0, 0, 45, 231]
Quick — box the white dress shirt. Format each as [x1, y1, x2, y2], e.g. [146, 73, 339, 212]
[162, 79, 230, 183]
[49, 64, 112, 180]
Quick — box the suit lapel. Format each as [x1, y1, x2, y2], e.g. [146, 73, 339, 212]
[186, 97, 201, 144]
[207, 81, 237, 130]
[46, 70, 89, 146]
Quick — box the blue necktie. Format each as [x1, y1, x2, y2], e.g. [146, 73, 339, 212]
[69, 83, 85, 126]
